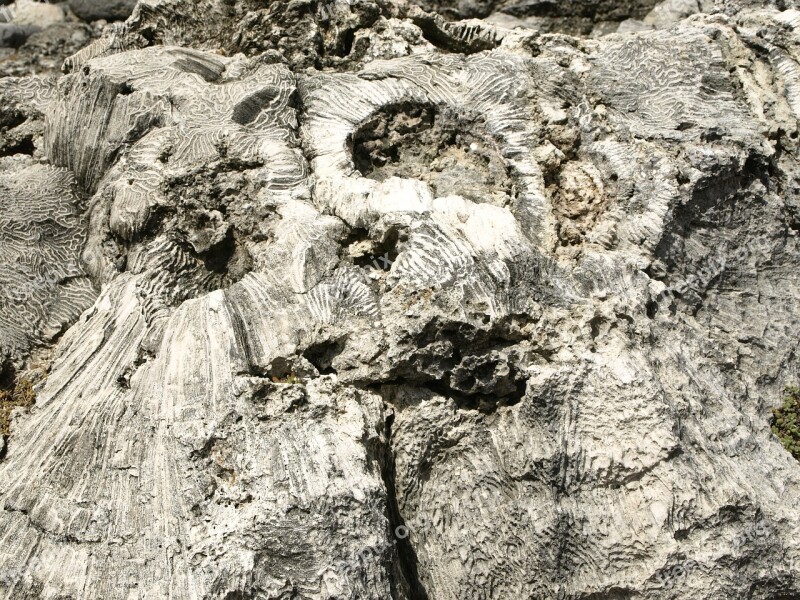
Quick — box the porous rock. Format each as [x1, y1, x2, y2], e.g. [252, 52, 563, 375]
[0, 0, 798, 599]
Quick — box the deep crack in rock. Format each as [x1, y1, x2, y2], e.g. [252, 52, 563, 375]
[0, 0, 799, 598]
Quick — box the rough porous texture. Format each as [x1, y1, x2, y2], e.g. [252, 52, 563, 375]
[0, 0, 799, 598]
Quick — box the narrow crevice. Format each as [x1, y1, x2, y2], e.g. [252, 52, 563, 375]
[363, 370, 526, 413]
[381, 411, 430, 600]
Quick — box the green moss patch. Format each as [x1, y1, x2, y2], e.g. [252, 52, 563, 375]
[772, 385, 800, 460]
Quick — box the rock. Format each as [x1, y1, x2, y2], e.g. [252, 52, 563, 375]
[0, 21, 95, 76]
[11, 0, 63, 28]
[421, 0, 664, 34]
[67, 0, 138, 21]
[0, 0, 799, 599]
[615, 17, 654, 32]
[0, 153, 96, 357]
[0, 22, 31, 47]
[642, 0, 704, 28]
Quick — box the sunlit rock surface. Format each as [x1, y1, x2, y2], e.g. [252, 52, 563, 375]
[0, 0, 799, 598]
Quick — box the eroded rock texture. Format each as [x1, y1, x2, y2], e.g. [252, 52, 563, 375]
[0, 0, 799, 598]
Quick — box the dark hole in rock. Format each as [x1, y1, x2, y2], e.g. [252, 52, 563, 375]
[303, 338, 345, 375]
[1, 135, 34, 156]
[0, 107, 25, 130]
[589, 315, 603, 339]
[264, 357, 305, 384]
[338, 28, 356, 57]
[199, 228, 251, 281]
[350, 102, 516, 206]
[349, 228, 401, 271]
[645, 299, 658, 319]
[0, 362, 15, 392]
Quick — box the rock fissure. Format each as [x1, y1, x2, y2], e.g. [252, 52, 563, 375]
[0, 0, 800, 598]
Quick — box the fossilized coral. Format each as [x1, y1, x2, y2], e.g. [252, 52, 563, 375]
[0, 0, 799, 599]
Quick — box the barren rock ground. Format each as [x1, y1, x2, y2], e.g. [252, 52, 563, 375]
[0, 0, 799, 598]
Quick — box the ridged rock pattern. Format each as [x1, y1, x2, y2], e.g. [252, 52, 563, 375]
[0, 0, 799, 599]
[0, 69, 96, 360]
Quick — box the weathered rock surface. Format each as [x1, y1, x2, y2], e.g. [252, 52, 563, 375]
[0, 0, 799, 599]
[0, 1, 97, 76]
[11, 0, 64, 28]
[67, 0, 137, 22]
[0, 22, 32, 48]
